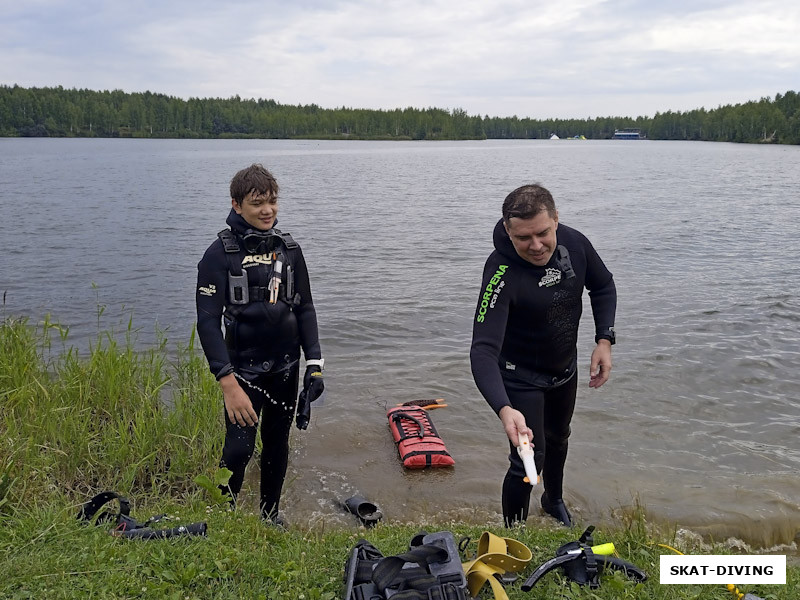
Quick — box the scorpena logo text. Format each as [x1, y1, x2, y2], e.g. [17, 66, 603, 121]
[538, 268, 561, 288]
[477, 265, 508, 323]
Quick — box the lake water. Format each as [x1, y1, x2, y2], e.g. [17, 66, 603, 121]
[1, 138, 798, 549]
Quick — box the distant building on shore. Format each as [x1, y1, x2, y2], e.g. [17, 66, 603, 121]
[612, 128, 646, 140]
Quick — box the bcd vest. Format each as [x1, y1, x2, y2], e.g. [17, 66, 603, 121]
[217, 228, 301, 319]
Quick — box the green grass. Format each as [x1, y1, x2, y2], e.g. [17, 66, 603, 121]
[0, 317, 795, 599]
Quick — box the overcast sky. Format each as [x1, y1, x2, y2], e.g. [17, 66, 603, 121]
[2, 0, 798, 119]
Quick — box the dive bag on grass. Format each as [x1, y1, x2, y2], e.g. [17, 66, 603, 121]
[343, 530, 467, 600]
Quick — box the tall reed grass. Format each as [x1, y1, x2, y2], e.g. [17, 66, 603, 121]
[0, 316, 223, 511]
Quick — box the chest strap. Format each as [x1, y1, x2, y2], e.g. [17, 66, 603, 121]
[218, 230, 245, 293]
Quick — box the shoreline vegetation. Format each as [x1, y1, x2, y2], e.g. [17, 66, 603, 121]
[1, 85, 799, 144]
[1, 316, 797, 598]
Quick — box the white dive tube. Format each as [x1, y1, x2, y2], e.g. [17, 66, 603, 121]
[269, 258, 283, 304]
[517, 432, 540, 486]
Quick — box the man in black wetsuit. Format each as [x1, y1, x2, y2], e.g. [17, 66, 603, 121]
[470, 184, 616, 527]
[196, 164, 324, 526]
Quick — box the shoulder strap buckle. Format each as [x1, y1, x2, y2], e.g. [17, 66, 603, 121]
[555, 245, 575, 279]
[217, 229, 240, 253]
[280, 231, 298, 249]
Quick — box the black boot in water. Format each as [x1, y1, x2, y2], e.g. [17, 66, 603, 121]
[541, 491, 572, 527]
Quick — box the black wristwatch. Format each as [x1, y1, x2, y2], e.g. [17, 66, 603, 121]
[595, 327, 616, 345]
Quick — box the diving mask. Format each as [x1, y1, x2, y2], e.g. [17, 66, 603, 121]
[243, 228, 284, 254]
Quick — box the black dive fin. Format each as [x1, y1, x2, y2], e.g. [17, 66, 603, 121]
[597, 555, 648, 583]
[520, 554, 576, 591]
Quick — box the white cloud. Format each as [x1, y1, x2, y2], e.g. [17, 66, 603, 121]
[1, 0, 798, 118]
[648, 3, 800, 57]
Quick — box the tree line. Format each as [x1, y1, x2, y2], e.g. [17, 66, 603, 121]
[1, 84, 799, 144]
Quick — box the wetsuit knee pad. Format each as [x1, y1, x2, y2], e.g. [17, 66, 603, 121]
[507, 437, 545, 479]
[543, 425, 571, 449]
[221, 436, 256, 464]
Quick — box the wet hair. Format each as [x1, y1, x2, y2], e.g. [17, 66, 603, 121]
[502, 184, 557, 222]
[230, 164, 279, 205]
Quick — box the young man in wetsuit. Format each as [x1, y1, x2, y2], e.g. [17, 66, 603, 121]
[470, 184, 616, 527]
[196, 164, 324, 526]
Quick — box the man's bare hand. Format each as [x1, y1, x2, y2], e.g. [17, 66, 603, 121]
[589, 340, 613, 388]
[499, 406, 533, 445]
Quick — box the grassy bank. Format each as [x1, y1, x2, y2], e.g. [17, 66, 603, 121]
[0, 317, 794, 599]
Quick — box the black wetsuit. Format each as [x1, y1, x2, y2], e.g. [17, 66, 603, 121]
[470, 218, 616, 524]
[196, 210, 321, 519]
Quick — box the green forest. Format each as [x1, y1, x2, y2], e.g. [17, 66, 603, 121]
[1, 84, 799, 143]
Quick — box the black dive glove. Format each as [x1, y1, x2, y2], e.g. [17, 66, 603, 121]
[296, 388, 311, 430]
[296, 361, 324, 431]
[302, 362, 325, 402]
